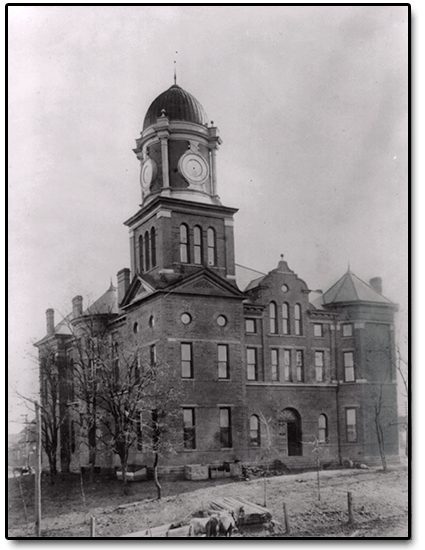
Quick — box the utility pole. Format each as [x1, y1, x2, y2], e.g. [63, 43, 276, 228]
[35, 401, 41, 537]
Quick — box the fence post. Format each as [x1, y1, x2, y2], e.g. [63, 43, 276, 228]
[90, 516, 96, 537]
[283, 502, 290, 534]
[347, 492, 354, 525]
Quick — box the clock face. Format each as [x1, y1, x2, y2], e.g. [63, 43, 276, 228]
[141, 159, 155, 190]
[179, 153, 209, 184]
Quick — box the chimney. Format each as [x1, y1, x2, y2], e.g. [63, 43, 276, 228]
[46, 308, 54, 336]
[72, 295, 83, 318]
[117, 268, 131, 305]
[369, 277, 382, 294]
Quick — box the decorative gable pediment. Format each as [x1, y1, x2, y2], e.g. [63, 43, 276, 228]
[120, 276, 156, 308]
[169, 270, 245, 299]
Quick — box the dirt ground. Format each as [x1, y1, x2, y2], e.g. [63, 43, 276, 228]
[7, 463, 409, 539]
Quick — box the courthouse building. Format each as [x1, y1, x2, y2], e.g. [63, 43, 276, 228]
[35, 82, 400, 474]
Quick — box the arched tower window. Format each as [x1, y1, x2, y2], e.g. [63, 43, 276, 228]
[282, 302, 290, 335]
[318, 414, 328, 443]
[138, 235, 144, 273]
[249, 415, 261, 447]
[294, 303, 302, 335]
[207, 227, 216, 266]
[180, 224, 189, 263]
[269, 301, 277, 334]
[150, 227, 156, 268]
[144, 231, 150, 271]
[193, 226, 203, 265]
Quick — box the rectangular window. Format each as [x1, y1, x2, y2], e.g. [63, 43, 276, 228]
[346, 408, 357, 442]
[271, 349, 279, 381]
[220, 408, 232, 448]
[284, 349, 291, 381]
[315, 351, 324, 382]
[183, 408, 196, 450]
[342, 323, 353, 337]
[247, 348, 257, 381]
[245, 318, 256, 333]
[218, 344, 229, 379]
[344, 351, 355, 382]
[181, 343, 193, 378]
[294, 304, 302, 335]
[150, 344, 157, 367]
[296, 350, 304, 382]
[314, 324, 323, 337]
[136, 411, 143, 451]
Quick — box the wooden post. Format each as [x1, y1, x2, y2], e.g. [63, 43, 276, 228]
[90, 516, 96, 537]
[34, 401, 42, 537]
[347, 492, 354, 525]
[283, 502, 290, 534]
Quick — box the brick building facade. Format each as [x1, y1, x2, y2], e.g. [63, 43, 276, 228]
[35, 83, 399, 475]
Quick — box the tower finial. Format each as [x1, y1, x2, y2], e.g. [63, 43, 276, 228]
[174, 52, 178, 85]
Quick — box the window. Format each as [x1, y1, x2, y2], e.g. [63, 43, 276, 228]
[183, 408, 196, 449]
[216, 315, 227, 327]
[315, 351, 324, 382]
[181, 343, 193, 378]
[150, 344, 157, 367]
[318, 414, 328, 443]
[314, 324, 323, 337]
[245, 319, 256, 333]
[296, 350, 304, 382]
[181, 312, 192, 325]
[134, 353, 141, 384]
[342, 323, 353, 337]
[344, 352, 355, 382]
[144, 231, 150, 271]
[250, 415, 260, 447]
[346, 408, 357, 442]
[139, 235, 144, 273]
[151, 227, 156, 268]
[220, 408, 232, 448]
[269, 302, 277, 334]
[271, 349, 279, 381]
[136, 411, 143, 451]
[284, 349, 291, 381]
[282, 303, 290, 334]
[180, 224, 189, 263]
[247, 348, 257, 381]
[113, 343, 120, 383]
[218, 344, 229, 379]
[207, 228, 216, 266]
[193, 226, 203, 264]
[294, 304, 302, 335]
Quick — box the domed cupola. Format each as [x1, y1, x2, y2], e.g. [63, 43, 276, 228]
[134, 82, 222, 206]
[143, 84, 208, 131]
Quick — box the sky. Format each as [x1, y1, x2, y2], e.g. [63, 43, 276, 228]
[8, 5, 409, 433]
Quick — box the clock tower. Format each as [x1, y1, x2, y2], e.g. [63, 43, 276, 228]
[124, 83, 238, 286]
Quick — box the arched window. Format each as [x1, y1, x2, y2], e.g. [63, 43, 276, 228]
[282, 302, 290, 334]
[144, 230, 150, 271]
[250, 415, 261, 447]
[139, 235, 144, 273]
[294, 304, 302, 335]
[318, 414, 328, 443]
[180, 224, 189, 263]
[207, 228, 216, 266]
[269, 302, 277, 334]
[193, 226, 203, 265]
[150, 227, 156, 267]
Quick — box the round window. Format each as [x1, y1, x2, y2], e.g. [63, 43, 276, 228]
[181, 313, 192, 325]
[282, 284, 289, 293]
[149, 315, 155, 328]
[133, 322, 139, 334]
[217, 315, 227, 327]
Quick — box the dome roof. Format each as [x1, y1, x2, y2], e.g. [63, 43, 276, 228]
[143, 84, 208, 130]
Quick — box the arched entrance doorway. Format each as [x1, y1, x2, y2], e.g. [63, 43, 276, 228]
[281, 408, 302, 456]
